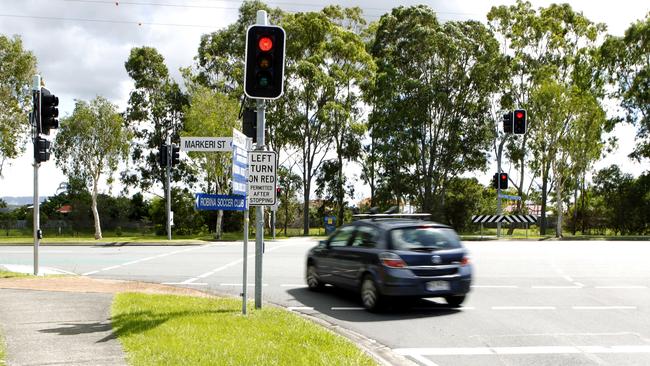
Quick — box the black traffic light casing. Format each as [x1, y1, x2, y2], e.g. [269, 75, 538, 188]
[503, 111, 513, 134]
[34, 137, 51, 163]
[513, 109, 526, 134]
[242, 108, 257, 143]
[276, 187, 282, 198]
[158, 144, 168, 167]
[492, 173, 498, 189]
[499, 173, 509, 189]
[40, 87, 59, 135]
[171, 145, 180, 166]
[244, 25, 286, 99]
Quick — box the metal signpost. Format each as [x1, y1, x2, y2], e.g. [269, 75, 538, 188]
[32, 75, 41, 276]
[232, 129, 250, 314]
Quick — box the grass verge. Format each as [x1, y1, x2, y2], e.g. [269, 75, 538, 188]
[0, 270, 31, 279]
[112, 293, 376, 366]
[0, 330, 5, 366]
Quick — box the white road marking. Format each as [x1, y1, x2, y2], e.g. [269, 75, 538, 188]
[161, 282, 208, 286]
[220, 283, 268, 287]
[394, 345, 650, 356]
[409, 354, 440, 366]
[572, 306, 637, 310]
[287, 306, 314, 311]
[532, 285, 583, 289]
[81, 244, 218, 276]
[471, 285, 518, 288]
[595, 286, 648, 289]
[412, 306, 476, 311]
[281, 284, 308, 287]
[492, 306, 556, 310]
[331, 307, 365, 311]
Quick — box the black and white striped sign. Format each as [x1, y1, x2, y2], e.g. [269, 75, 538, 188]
[472, 215, 537, 223]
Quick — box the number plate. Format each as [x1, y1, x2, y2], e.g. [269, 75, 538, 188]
[426, 281, 450, 292]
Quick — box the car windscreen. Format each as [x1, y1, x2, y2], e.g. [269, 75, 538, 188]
[390, 227, 461, 251]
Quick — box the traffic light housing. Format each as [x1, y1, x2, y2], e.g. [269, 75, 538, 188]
[34, 137, 51, 163]
[513, 109, 526, 134]
[244, 25, 286, 99]
[499, 173, 508, 189]
[40, 87, 59, 135]
[242, 108, 257, 143]
[503, 111, 513, 134]
[171, 145, 180, 166]
[276, 187, 282, 198]
[158, 144, 168, 167]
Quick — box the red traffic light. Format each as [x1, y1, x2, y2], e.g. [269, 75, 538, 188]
[515, 111, 524, 119]
[258, 37, 273, 52]
[500, 174, 507, 180]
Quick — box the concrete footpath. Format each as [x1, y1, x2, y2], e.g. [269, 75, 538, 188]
[0, 289, 126, 366]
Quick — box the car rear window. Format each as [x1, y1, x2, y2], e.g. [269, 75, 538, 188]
[390, 227, 461, 251]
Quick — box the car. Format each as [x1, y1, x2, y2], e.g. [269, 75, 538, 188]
[305, 212, 472, 311]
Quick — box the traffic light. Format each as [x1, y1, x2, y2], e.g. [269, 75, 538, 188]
[503, 111, 513, 134]
[158, 144, 168, 167]
[276, 187, 282, 199]
[492, 173, 498, 189]
[171, 145, 180, 166]
[499, 173, 508, 189]
[40, 87, 59, 135]
[242, 108, 257, 143]
[244, 25, 286, 99]
[34, 137, 51, 163]
[513, 109, 526, 134]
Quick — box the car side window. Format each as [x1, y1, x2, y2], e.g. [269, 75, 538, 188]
[329, 226, 355, 247]
[351, 226, 377, 248]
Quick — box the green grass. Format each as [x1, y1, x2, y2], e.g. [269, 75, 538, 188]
[0, 270, 31, 279]
[0, 330, 5, 366]
[112, 293, 376, 366]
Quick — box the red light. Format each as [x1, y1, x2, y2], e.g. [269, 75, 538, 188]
[258, 37, 273, 51]
[501, 174, 507, 180]
[516, 111, 524, 119]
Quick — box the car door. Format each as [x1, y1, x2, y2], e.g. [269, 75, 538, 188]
[337, 224, 380, 289]
[320, 225, 356, 285]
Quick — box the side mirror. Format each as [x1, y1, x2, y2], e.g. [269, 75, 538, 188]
[318, 240, 326, 248]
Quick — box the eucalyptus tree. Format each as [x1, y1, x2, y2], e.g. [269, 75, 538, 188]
[182, 85, 240, 238]
[54, 97, 131, 239]
[488, 1, 607, 235]
[122, 46, 189, 194]
[601, 14, 650, 160]
[0, 35, 37, 176]
[367, 5, 501, 220]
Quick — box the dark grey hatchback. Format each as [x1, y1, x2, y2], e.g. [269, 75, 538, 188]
[305, 214, 472, 311]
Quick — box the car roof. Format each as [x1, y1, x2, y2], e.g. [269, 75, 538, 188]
[353, 218, 451, 230]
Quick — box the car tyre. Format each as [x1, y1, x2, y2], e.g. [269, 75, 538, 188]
[445, 295, 466, 308]
[361, 275, 382, 311]
[306, 264, 324, 291]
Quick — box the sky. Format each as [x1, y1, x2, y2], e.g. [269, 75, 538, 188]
[0, 0, 648, 200]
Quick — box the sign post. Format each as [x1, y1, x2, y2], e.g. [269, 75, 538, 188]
[232, 128, 249, 314]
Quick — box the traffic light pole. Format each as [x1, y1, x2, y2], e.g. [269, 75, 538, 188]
[496, 136, 509, 238]
[166, 137, 172, 241]
[32, 75, 41, 276]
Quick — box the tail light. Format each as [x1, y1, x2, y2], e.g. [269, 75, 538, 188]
[379, 252, 407, 268]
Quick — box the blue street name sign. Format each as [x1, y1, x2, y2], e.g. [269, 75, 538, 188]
[195, 193, 247, 211]
[498, 194, 521, 201]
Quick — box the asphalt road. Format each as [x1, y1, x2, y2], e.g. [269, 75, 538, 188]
[2, 238, 650, 366]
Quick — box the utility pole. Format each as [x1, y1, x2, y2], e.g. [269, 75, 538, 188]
[32, 75, 41, 276]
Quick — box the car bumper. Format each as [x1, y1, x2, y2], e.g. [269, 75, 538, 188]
[377, 265, 472, 297]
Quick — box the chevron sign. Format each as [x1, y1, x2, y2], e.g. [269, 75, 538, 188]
[472, 215, 537, 224]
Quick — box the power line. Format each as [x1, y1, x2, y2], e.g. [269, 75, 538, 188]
[0, 13, 218, 28]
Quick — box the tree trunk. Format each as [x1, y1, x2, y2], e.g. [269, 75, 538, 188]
[540, 163, 549, 236]
[284, 194, 289, 236]
[337, 155, 344, 227]
[91, 177, 102, 240]
[215, 209, 223, 239]
[303, 182, 310, 235]
[555, 168, 563, 238]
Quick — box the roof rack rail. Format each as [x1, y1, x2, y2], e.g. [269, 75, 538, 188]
[352, 213, 431, 221]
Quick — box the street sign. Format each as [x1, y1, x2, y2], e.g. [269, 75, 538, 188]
[232, 129, 249, 196]
[180, 137, 232, 152]
[498, 194, 521, 201]
[195, 193, 247, 211]
[248, 151, 277, 206]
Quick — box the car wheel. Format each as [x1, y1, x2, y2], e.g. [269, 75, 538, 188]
[361, 275, 382, 311]
[306, 265, 324, 291]
[445, 295, 466, 308]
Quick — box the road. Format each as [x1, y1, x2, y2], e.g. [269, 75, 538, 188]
[2, 239, 650, 366]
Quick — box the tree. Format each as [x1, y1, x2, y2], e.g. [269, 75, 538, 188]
[368, 6, 501, 219]
[182, 85, 240, 238]
[601, 13, 650, 160]
[54, 97, 131, 239]
[277, 166, 302, 235]
[0, 35, 37, 176]
[488, 1, 607, 236]
[122, 46, 189, 193]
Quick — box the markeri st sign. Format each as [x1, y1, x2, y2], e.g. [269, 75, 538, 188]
[180, 137, 232, 152]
